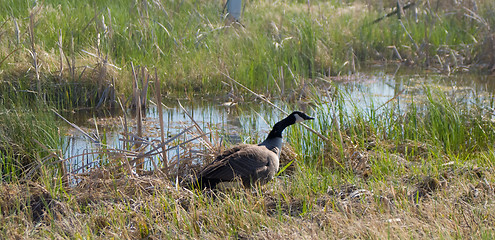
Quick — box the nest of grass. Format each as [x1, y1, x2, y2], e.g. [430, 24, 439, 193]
[318, 136, 374, 178]
[74, 169, 176, 205]
[279, 143, 299, 173]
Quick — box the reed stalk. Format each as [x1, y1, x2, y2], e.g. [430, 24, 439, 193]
[155, 68, 168, 170]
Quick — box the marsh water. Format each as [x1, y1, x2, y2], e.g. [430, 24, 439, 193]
[63, 67, 495, 173]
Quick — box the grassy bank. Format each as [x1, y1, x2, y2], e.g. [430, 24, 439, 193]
[0, 0, 494, 102]
[1, 84, 495, 238]
[0, 105, 62, 181]
[1, 0, 495, 238]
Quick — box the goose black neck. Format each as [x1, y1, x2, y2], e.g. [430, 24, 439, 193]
[265, 116, 294, 140]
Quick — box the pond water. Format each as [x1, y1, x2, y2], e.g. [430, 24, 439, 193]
[63, 96, 278, 174]
[62, 66, 495, 175]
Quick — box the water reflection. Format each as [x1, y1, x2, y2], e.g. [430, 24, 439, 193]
[63, 69, 495, 174]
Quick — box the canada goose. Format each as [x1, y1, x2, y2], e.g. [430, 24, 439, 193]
[190, 111, 314, 189]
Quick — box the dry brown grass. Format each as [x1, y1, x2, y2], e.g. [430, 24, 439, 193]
[1, 142, 494, 239]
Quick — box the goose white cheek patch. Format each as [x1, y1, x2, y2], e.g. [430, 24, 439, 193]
[294, 114, 304, 123]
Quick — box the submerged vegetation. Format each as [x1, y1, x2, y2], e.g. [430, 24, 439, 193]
[0, 0, 495, 239]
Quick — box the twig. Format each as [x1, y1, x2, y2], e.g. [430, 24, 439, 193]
[57, 29, 64, 77]
[221, 72, 329, 142]
[107, 126, 198, 174]
[374, 89, 405, 111]
[131, 62, 139, 109]
[388, 46, 402, 61]
[117, 95, 129, 149]
[51, 109, 100, 144]
[140, 67, 149, 109]
[398, 19, 419, 52]
[32, 139, 69, 187]
[0, 19, 8, 33]
[371, 2, 416, 24]
[28, 12, 40, 95]
[0, 48, 21, 67]
[135, 84, 144, 174]
[70, 33, 75, 80]
[22, 153, 55, 182]
[140, 132, 209, 159]
[177, 100, 214, 150]
[81, 8, 105, 33]
[116, 96, 135, 175]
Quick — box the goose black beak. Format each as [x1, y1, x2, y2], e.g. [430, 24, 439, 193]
[298, 112, 314, 121]
[305, 115, 315, 120]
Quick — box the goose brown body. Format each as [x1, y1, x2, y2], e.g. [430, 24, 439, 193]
[191, 111, 314, 189]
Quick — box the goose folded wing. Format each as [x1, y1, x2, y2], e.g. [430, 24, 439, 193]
[199, 146, 274, 180]
[213, 144, 251, 161]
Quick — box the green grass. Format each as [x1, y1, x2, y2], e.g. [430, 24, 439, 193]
[0, 0, 493, 104]
[0, 105, 62, 181]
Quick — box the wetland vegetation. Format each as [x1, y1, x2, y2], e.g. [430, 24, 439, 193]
[1, 0, 495, 239]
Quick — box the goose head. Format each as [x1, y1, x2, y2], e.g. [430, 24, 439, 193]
[290, 111, 315, 123]
[264, 111, 314, 141]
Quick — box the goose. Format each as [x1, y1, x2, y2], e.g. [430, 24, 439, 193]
[190, 111, 314, 189]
